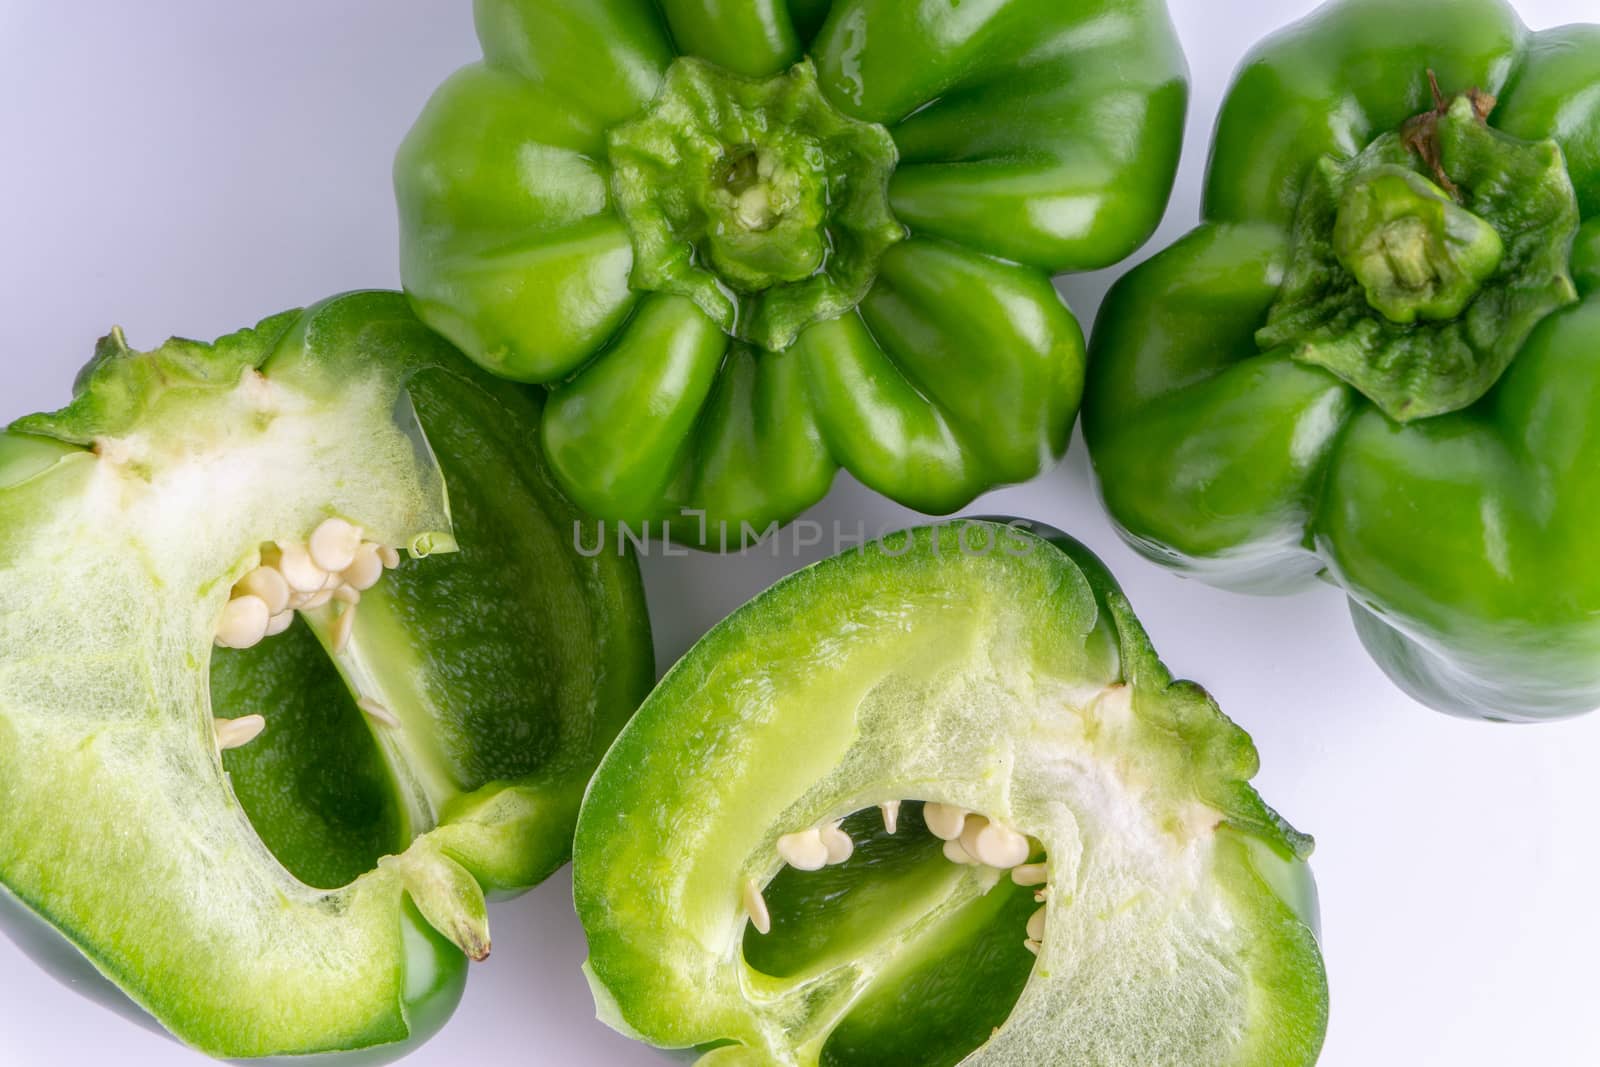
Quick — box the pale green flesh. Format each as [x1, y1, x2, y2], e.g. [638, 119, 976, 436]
[299, 576, 597, 899]
[0, 350, 466, 1055]
[579, 527, 1325, 1067]
[301, 592, 461, 841]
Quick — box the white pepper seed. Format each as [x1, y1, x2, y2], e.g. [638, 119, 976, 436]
[309, 518, 363, 573]
[334, 585, 361, 605]
[1023, 938, 1041, 956]
[971, 822, 1030, 869]
[881, 801, 900, 835]
[1011, 863, 1049, 888]
[331, 603, 357, 654]
[959, 814, 992, 861]
[744, 880, 771, 936]
[264, 610, 294, 637]
[216, 595, 270, 649]
[275, 542, 328, 594]
[378, 545, 401, 570]
[214, 714, 266, 750]
[923, 803, 968, 841]
[776, 829, 829, 871]
[235, 565, 290, 616]
[343, 543, 384, 591]
[299, 589, 333, 611]
[819, 823, 853, 865]
[1027, 906, 1047, 942]
[942, 838, 979, 866]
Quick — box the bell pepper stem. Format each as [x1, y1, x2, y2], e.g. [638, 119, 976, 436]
[382, 845, 492, 962]
[1400, 69, 1497, 200]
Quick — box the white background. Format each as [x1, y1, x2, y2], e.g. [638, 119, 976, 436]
[1, 1, 1597, 1064]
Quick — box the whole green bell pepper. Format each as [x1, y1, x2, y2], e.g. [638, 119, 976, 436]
[1084, 0, 1600, 721]
[575, 519, 1327, 1066]
[395, 0, 1187, 542]
[0, 292, 654, 1059]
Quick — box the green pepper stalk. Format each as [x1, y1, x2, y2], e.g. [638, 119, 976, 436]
[0, 293, 654, 1059]
[1084, 0, 1600, 721]
[395, 0, 1187, 544]
[575, 520, 1327, 1066]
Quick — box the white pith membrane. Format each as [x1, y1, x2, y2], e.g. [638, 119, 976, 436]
[717, 682, 1242, 1066]
[582, 551, 1290, 1067]
[0, 360, 480, 1050]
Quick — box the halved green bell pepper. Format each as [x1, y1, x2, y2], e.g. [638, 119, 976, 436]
[395, 0, 1187, 541]
[575, 520, 1327, 1066]
[0, 292, 653, 1059]
[1085, 0, 1600, 720]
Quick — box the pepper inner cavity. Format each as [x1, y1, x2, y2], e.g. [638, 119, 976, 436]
[741, 803, 1050, 1066]
[745, 802, 1051, 969]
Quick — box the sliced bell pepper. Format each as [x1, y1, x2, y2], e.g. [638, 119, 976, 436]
[575, 519, 1326, 1066]
[395, 0, 1187, 541]
[0, 292, 653, 1059]
[1085, 0, 1600, 720]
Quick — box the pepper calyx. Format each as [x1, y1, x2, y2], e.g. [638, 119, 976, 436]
[1331, 165, 1505, 325]
[607, 57, 905, 352]
[1257, 81, 1580, 422]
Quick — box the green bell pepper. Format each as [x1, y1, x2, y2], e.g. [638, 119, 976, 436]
[575, 519, 1327, 1066]
[0, 292, 653, 1059]
[395, 0, 1187, 541]
[1084, 0, 1600, 721]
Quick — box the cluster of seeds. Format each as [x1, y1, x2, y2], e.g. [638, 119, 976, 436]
[745, 801, 1050, 955]
[924, 803, 1050, 955]
[774, 823, 855, 871]
[1011, 862, 1050, 956]
[211, 518, 401, 750]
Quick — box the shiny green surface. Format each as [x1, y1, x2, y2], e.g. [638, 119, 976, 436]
[575, 521, 1327, 1066]
[397, 0, 1186, 541]
[0, 293, 653, 1058]
[1086, 0, 1600, 719]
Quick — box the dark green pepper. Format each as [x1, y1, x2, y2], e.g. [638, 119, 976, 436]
[1084, 0, 1600, 720]
[575, 520, 1327, 1066]
[0, 292, 653, 1059]
[396, 0, 1187, 541]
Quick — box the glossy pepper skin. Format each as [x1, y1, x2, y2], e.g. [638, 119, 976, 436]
[576, 520, 1327, 1066]
[0, 292, 653, 1060]
[396, 0, 1187, 543]
[1085, 0, 1600, 721]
